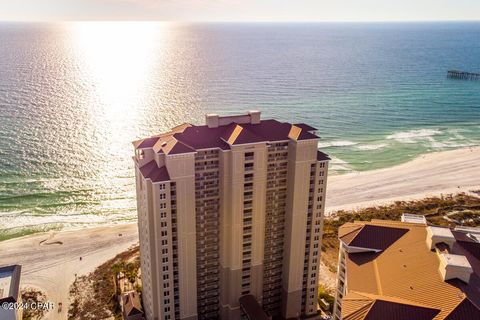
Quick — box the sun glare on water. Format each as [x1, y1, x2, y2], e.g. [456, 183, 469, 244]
[68, 22, 171, 197]
[72, 21, 167, 117]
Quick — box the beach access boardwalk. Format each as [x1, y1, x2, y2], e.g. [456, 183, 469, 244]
[447, 70, 480, 80]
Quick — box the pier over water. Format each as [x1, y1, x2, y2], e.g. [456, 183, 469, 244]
[447, 70, 480, 80]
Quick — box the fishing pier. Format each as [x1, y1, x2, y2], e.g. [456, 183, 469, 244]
[447, 70, 480, 80]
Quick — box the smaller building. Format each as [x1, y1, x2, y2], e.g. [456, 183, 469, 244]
[122, 291, 144, 320]
[0, 265, 22, 320]
[333, 219, 480, 320]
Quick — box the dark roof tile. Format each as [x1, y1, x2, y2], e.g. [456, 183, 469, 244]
[445, 298, 480, 320]
[364, 299, 440, 320]
[348, 225, 409, 251]
[294, 123, 317, 132]
[317, 150, 331, 161]
[137, 137, 160, 148]
[139, 161, 170, 183]
[167, 141, 195, 155]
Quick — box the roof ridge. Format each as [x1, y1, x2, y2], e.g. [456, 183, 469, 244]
[344, 300, 374, 320]
[339, 225, 365, 245]
[355, 291, 437, 309]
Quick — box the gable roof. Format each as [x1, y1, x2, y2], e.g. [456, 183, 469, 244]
[122, 291, 143, 317]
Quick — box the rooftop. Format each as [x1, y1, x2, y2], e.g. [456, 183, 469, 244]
[0, 265, 21, 303]
[338, 220, 480, 320]
[122, 291, 143, 317]
[134, 111, 321, 154]
[133, 111, 330, 183]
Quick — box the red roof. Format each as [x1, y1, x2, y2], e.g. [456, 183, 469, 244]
[345, 225, 409, 251]
[364, 299, 440, 320]
[170, 119, 319, 151]
[137, 137, 160, 148]
[139, 160, 170, 183]
[317, 150, 331, 161]
[445, 298, 480, 320]
[295, 123, 317, 132]
[167, 141, 196, 155]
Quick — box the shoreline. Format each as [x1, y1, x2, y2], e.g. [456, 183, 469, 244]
[2, 146, 479, 243]
[326, 146, 480, 213]
[0, 146, 479, 319]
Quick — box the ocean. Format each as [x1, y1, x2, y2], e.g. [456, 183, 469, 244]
[0, 22, 479, 240]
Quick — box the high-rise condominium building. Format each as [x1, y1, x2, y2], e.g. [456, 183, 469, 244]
[133, 111, 330, 320]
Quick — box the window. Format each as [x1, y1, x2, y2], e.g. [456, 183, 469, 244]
[160, 203, 167, 209]
[160, 193, 166, 199]
[161, 221, 167, 228]
[160, 212, 167, 218]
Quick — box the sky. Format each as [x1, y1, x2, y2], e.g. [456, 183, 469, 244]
[1, 0, 480, 22]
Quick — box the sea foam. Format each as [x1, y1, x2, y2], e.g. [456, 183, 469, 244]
[355, 143, 388, 151]
[318, 140, 358, 148]
[386, 129, 442, 143]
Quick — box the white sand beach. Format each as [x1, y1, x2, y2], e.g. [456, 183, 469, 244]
[326, 146, 480, 213]
[1, 146, 479, 319]
[0, 224, 138, 320]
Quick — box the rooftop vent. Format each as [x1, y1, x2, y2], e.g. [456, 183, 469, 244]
[401, 213, 427, 225]
[438, 253, 473, 284]
[426, 226, 456, 250]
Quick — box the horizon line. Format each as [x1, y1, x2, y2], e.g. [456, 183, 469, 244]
[1, 18, 480, 24]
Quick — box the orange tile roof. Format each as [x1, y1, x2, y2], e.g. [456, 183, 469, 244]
[339, 220, 480, 320]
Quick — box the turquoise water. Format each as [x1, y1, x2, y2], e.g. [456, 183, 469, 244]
[0, 22, 479, 240]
